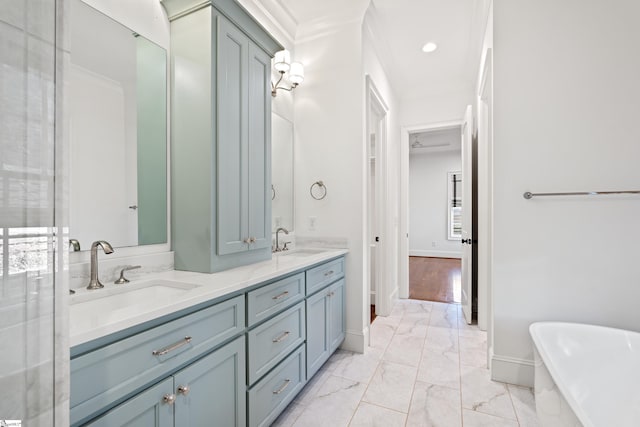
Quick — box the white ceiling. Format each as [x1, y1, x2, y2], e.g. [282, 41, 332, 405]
[265, 0, 490, 101]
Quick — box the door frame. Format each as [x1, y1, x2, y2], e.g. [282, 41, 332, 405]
[477, 48, 493, 343]
[365, 76, 390, 317]
[399, 120, 463, 300]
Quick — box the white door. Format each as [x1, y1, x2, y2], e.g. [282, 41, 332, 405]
[366, 77, 390, 317]
[461, 105, 474, 324]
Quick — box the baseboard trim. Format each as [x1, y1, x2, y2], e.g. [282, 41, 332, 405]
[409, 250, 462, 259]
[491, 354, 535, 387]
[341, 328, 367, 353]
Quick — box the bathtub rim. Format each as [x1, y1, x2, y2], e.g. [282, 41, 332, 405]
[529, 321, 640, 427]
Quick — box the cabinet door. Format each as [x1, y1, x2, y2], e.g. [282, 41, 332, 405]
[306, 289, 330, 379]
[329, 279, 346, 353]
[247, 42, 271, 251]
[217, 16, 249, 256]
[85, 378, 173, 427]
[174, 336, 246, 427]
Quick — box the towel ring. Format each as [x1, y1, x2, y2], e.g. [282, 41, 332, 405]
[272, 184, 276, 200]
[310, 181, 327, 200]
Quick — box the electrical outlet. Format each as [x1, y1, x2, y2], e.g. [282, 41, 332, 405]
[431, 241, 436, 247]
[308, 216, 317, 231]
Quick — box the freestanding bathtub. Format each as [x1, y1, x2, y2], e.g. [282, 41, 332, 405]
[529, 322, 640, 427]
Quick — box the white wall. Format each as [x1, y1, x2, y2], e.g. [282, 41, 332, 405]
[491, 0, 640, 386]
[293, 21, 367, 351]
[409, 150, 462, 258]
[363, 7, 402, 313]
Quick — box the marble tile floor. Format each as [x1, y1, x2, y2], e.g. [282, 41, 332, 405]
[272, 299, 538, 427]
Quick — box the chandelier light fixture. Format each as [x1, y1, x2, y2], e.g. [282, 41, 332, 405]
[271, 49, 304, 97]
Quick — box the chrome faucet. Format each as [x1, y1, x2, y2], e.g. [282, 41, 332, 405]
[87, 240, 114, 290]
[274, 227, 289, 252]
[69, 238, 81, 251]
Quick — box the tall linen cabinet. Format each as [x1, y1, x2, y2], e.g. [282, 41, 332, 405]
[164, 0, 282, 272]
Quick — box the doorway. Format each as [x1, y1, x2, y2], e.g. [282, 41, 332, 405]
[402, 123, 465, 306]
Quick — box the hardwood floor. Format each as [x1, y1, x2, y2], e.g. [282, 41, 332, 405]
[409, 256, 461, 303]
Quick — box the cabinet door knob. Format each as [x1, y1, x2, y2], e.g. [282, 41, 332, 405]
[163, 394, 176, 405]
[243, 238, 250, 244]
[177, 385, 190, 396]
[249, 237, 256, 243]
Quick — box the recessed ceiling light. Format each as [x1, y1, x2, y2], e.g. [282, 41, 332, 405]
[422, 42, 438, 53]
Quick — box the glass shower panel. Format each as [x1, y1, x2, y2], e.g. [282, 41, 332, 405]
[0, 0, 68, 426]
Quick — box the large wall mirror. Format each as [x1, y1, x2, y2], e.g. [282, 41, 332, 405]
[272, 113, 294, 232]
[68, 0, 168, 250]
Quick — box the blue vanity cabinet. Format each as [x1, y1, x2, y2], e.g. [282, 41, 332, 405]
[217, 17, 272, 257]
[166, 0, 283, 273]
[305, 272, 346, 379]
[328, 279, 346, 353]
[85, 337, 246, 427]
[173, 336, 246, 426]
[305, 286, 331, 378]
[84, 378, 174, 427]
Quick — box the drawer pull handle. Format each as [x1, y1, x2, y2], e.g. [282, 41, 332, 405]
[272, 291, 289, 300]
[177, 385, 190, 396]
[153, 336, 192, 356]
[163, 394, 176, 405]
[324, 270, 334, 277]
[273, 331, 290, 343]
[272, 379, 291, 395]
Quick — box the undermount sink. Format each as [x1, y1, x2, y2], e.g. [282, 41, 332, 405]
[278, 249, 326, 257]
[70, 280, 200, 318]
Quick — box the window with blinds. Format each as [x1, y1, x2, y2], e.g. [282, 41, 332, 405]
[448, 172, 462, 240]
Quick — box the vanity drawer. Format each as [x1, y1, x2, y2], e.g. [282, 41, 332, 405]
[247, 301, 305, 385]
[248, 344, 306, 427]
[70, 295, 245, 425]
[247, 272, 305, 327]
[306, 257, 345, 296]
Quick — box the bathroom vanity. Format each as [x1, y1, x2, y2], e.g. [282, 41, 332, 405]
[69, 251, 347, 427]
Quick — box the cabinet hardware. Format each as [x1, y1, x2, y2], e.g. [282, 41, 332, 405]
[249, 237, 256, 243]
[114, 265, 141, 284]
[272, 291, 289, 300]
[324, 270, 334, 277]
[177, 385, 190, 396]
[272, 379, 291, 395]
[163, 394, 176, 405]
[152, 336, 192, 356]
[243, 238, 250, 244]
[272, 331, 290, 343]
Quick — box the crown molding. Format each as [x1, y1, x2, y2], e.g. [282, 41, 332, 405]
[236, 0, 296, 49]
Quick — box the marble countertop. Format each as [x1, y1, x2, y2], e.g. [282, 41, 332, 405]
[69, 248, 348, 348]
